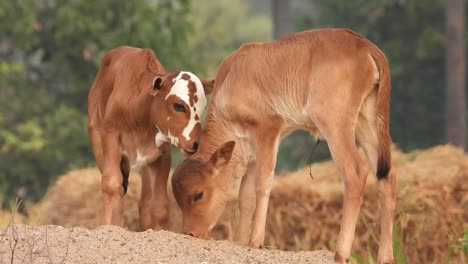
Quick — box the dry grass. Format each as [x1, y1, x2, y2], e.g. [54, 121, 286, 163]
[0, 209, 25, 227]
[27, 145, 468, 263]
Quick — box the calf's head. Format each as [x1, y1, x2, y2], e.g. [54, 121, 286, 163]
[171, 141, 235, 238]
[149, 71, 214, 155]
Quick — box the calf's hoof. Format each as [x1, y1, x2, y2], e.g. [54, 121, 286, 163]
[248, 240, 263, 249]
[378, 260, 395, 264]
[334, 253, 350, 264]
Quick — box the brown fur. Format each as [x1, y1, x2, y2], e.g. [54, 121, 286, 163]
[172, 29, 396, 264]
[88, 46, 213, 230]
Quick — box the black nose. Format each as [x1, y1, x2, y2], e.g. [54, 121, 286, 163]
[193, 141, 199, 151]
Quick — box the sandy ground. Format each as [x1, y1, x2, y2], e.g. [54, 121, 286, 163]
[0, 224, 334, 264]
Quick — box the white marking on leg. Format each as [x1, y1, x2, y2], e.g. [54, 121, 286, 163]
[131, 151, 148, 173]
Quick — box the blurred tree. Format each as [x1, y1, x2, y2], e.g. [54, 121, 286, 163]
[292, 0, 451, 152]
[185, 0, 271, 76]
[445, 0, 466, 150]
[272, 0, 291, 38]
[0, 0, 192, 110]
[0, 0, 193, 203]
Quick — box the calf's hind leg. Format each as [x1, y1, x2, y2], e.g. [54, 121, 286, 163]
[325, 127, 369, 263]
[356, 98, 396, 264]
[377, 168, 396, 264]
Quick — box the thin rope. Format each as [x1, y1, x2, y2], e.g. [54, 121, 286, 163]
[308, 139, 321, 179]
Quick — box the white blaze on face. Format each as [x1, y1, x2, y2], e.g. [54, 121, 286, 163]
[165, 71, 207, 141]
[167, 130, 179, 147]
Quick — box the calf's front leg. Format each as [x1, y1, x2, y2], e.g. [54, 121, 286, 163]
[248, 131, 280, 248]
[148, 149, 171, 230]
[139, 146, 170, 230]
[100, 133, 125, 226]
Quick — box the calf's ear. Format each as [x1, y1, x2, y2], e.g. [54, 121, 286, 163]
[209, 141, 235, 167]
[150, 76, 164, 96]
[200, 78, 215, 95]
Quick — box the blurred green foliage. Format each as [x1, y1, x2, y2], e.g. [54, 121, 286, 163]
[185, 0, 271, 75]
[0, 0, 272, 203]
[0, 0, 194, 202]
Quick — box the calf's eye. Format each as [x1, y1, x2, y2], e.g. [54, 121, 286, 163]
[193, 192, 203, 202]
[173, 103, 186, 112]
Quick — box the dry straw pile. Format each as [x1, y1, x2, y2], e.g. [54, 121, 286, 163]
[29, 145, 467, 263]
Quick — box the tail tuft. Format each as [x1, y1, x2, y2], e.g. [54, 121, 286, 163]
[377, 156, 390, 180]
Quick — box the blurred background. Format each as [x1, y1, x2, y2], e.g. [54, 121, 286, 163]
[1, 1, 467, 263]
[0, 0, 466, 212]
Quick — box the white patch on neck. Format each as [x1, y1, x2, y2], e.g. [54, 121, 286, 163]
[165, 71, 207, 141]
[155, 131, 169, 147]
[131, 151, 148, 173]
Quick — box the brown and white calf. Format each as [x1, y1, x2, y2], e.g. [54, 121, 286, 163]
[87, 46, 213, 230]
[171, 29, 396, 264]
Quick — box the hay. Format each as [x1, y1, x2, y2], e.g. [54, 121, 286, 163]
[29, 168, 148, 230]
[261, 145, 468, 264]
[29, 145, 468, 263]
[0, 208, 25, 227]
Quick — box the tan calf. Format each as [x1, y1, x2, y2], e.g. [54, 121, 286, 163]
[87, 46, 214, 230]
[172, 29, 396, 264]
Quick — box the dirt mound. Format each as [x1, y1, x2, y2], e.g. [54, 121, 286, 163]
[0, 224, 334, 263]
[29, 145, 468, 263]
